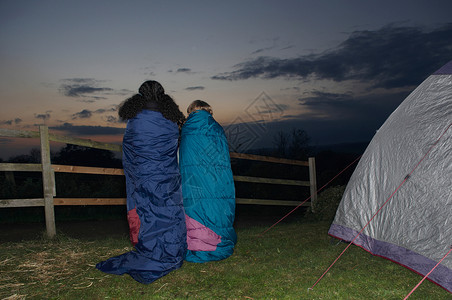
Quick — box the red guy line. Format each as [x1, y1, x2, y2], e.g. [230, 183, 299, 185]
[403, 246, 452, 299]
[258, 154, 362, 237]
[309, 122, 451, 291]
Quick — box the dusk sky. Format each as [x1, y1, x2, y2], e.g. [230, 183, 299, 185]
[1, 0, 452, 159]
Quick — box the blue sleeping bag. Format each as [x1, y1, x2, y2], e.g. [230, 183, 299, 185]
[96, 110, 187, 284]
[179, 109, 237, 263]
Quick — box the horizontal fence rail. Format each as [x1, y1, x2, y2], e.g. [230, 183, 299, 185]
[1, 126, 317, 237]
[229, 152, 309, 166]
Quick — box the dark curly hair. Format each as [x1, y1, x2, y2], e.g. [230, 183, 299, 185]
[118, 80, 186, 128]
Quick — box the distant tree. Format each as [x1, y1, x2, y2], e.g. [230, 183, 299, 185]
[288, 128, 311, 160]
[53, 144, 121, 167]
[8, 148, 42, 163]
[272, 130, 289, 158]
[272, 128, 311, 160]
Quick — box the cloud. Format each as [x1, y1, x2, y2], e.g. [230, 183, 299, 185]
[297, 90, 409, 121]
[104, 115, 120, 123]
[34, 112, 51, 121]
[0, 118, 21, 125]
[59, 78, 115, 101]
[62, 86, 112, 97]
[169, 68, 197, 75]
[280, 45, 295, 51]
[93, 107, 117, 114]
[251, 46, 275, 55]
[50, 123, 125, 136]
[249, 37, 294, 55]
[117, 89, 133, 95]
[212, 23, 452, 89]
[251, 44, 294, 55]
[71, 107, 117, 119]
[185, 86, 205, 91]
[72, 109, 92, 119]
[176, 68, 192, 73]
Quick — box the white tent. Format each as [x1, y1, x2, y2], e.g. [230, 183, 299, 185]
[328, 60, 452, 293]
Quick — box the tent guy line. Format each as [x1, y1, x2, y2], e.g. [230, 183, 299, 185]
[403, 246, 452, 299]
[310, 122, 451, 291]
[257, 154, 363, 237]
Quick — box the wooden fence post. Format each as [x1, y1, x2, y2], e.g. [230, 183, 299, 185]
[39, 126, 56, 238]
[308, 157, 317, 212]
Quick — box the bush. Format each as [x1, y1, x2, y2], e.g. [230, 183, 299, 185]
[305, 185, 345, 221]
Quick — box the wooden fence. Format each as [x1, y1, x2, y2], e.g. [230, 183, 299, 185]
[0, 126, 317, 238]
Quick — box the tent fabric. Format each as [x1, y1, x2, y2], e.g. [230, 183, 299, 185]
[179, 109, 237, 263]
[96, 110, 187, 284]
[329, 60, 452, 293]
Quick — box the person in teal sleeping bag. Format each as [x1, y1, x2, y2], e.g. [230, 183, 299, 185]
[96, 80, 187, 284]
[179, 100, 237, 263]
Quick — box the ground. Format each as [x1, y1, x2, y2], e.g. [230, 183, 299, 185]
[0, 206, 307, 242]
[0, 219, 129, 242]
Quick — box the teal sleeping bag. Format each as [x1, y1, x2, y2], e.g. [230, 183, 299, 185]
[179, 109, 237, 263]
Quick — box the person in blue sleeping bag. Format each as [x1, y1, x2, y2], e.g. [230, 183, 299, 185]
[96, 80, 187, 284]
[179, 100, 237, 263]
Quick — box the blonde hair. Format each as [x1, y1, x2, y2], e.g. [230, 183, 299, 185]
[187, 100, 213, 115]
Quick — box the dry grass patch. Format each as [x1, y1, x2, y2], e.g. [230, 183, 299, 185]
[0, 235, 132, 299]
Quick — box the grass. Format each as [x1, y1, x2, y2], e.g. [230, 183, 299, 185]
[0, 220, 449, 299]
